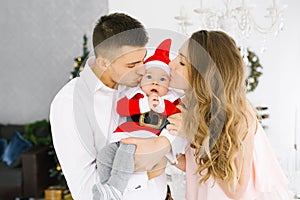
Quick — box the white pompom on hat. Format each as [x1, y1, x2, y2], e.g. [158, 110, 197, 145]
[144, 38, 172, 75]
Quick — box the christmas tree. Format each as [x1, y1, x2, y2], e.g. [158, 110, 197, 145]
[48, 145, 65, 183]
[49, 35, 90, 184]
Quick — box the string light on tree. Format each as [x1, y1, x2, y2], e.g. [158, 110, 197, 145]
[48, 146, 65, 183]
[70, 34, 90, 79]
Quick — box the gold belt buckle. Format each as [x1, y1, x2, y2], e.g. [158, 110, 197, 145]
[139, 112, 163, 129]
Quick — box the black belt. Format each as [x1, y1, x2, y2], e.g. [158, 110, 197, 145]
[127, 111, 170, 130]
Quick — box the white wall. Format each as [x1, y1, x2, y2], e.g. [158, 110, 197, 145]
[0, 0, 108, 124]
[110, 0, 300, 169]
[245, 0, 300, 169]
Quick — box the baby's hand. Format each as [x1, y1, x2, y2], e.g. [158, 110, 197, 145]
[148, 94, 159, 109]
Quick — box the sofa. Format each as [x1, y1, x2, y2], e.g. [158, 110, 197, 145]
[0, 123, 57, 199]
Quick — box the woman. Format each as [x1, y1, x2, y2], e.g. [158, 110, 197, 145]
[168, 30, 291, 199]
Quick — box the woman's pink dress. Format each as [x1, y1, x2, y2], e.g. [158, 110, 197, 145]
[185, 124, 291, 200]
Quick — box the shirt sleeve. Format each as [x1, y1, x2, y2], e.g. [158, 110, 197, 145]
[50, 82, 98, 200]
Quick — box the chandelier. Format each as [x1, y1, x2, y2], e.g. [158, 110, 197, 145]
[175, 0, 287, 51]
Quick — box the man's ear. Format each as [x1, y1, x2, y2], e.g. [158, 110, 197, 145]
[95, 54, 109, 71]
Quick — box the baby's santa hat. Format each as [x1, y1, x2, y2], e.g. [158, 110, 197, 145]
[144, 38, 171, 75]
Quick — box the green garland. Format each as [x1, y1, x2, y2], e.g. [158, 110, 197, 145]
[245, 49, 263, 92]
[23, 119, 52, 146]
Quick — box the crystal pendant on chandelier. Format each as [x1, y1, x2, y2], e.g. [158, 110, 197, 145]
[192, 0, 287, 51]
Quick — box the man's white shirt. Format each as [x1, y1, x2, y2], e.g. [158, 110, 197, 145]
[50, 56, 186, 199]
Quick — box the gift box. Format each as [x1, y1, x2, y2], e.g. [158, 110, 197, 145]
[44, 185, 69, 200]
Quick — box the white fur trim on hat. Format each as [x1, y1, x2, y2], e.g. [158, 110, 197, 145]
[144, 60, 170, 75]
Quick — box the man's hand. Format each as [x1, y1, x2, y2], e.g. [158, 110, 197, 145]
[120, 136, 171, 172]
[147, 156, 168, 179]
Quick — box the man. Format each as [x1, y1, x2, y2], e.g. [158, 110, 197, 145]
[50, 13, 181, 199]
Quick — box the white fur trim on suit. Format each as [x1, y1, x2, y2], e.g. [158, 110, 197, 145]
[139, 95, 151, 113]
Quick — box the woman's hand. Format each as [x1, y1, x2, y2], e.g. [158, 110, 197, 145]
[166, 105, 185, 137]
[173, 154, 186, 172]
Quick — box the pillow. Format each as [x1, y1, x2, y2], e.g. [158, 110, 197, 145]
[2, 131, 32, 166]
[0, 138, 7, 160]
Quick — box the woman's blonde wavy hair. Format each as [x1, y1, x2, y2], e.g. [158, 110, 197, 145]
[183, 30, 257, 191]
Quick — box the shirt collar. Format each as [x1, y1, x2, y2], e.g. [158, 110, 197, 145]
[121, 85, 145, 99]
[80, 56, 114, 93]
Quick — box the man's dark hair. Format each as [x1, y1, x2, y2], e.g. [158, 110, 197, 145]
[92, 13, 148, 57]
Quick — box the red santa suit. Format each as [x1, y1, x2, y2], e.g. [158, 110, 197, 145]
[110, 86, 185, 143]
[114, 92, 181, 135]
